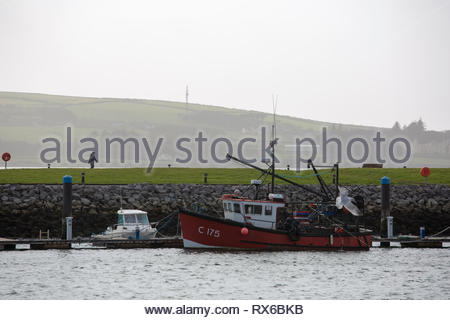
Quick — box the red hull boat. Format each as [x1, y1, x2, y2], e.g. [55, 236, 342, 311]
[179, 209, 372, 250]
[179, 124, 373, 251]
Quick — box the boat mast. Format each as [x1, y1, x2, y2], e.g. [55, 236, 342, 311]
[271, 126, 275, 193]
[271, 95, 278, 193]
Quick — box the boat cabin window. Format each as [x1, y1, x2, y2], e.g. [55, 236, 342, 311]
[245, 204, 262, 215]
[118, 214, 124, 225]
[265, 205, 272, 216]
[124, 214, 137, 224]
[223, 202, 233, 212]
[233, 203, 241, 213]
[136, 214, 149, 225]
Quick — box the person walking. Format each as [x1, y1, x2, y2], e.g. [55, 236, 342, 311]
[88, 152, 98, 169]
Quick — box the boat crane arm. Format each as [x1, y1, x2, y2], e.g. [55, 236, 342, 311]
[307, 159, 334, 201]
[225, 154, 325, 199]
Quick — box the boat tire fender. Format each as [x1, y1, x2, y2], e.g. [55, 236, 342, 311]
[288, 228, 301, 241]
[287, 220, 301, 241]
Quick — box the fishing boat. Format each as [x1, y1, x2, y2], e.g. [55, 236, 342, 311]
[179, 127, 372, 250]
[92, 209, 157, 240]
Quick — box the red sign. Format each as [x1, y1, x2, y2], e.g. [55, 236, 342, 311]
[420, 167, 430, 178]
[2, 152, 11, 162]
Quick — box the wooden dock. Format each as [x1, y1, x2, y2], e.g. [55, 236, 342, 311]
[373, 236, 450, 248]
[2, 236, 448, 251]
[0, 237, 183, 251]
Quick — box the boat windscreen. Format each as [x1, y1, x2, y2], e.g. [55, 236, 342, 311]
[124, 214, 137, 224]
[118, 214, 124, 225]
[136, 214, 149, 225]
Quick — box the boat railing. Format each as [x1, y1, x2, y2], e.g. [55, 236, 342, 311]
[115, 223, 153, 230]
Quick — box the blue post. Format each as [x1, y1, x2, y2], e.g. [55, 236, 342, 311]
[63, 175, 72, 239]
[380, 176, 390, 238]
[63, 175, 72, 216]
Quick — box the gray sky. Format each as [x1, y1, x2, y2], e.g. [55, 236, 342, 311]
[1, 0, 449, 131]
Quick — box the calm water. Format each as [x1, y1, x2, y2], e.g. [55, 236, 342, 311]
[1, 248, 449, 299]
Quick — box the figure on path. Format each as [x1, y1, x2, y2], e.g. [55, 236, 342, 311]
[88, 152, 98, 169]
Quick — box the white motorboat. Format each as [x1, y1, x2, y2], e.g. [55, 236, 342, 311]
[92, 209, 157, 240]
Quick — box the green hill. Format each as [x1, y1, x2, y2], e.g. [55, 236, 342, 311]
[0, 91, 448, 168]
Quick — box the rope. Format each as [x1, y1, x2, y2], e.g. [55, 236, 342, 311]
[156, 212, 177, 232]
[154, 212, 177, 225]
[429, 225, 450, 237]
[155, 230, 178, 238]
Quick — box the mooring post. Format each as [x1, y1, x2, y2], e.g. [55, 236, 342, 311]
[380, 176, 390, 238]
[420, 226, 426, 239]
[387, 216, 394, 239]
[63, 175, 73, 239]
[66, 217, 73, 240]
[81, 172, 85, 184]
[204, 173, 208, 184]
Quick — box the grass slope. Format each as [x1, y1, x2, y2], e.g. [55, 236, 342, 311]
[0, 168, 448, 185]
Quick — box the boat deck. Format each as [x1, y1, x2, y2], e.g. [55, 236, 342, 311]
[372, 236, 450, 248]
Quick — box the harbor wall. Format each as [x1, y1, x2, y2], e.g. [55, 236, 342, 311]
[0, 184, 449, 238]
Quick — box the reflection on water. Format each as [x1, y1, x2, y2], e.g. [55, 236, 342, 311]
[1, 248, 449, 299]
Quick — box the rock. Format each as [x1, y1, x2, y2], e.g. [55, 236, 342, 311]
[426, 198, 438, 209]
[2, 183, 450, 238]
[442, 203, 450, 213]
[93, 192, 104, 201]
[396, 200, 410, 207]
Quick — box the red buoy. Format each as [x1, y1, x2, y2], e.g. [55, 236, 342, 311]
[241, 227, 248, 236]
[420, 167, 430, 178]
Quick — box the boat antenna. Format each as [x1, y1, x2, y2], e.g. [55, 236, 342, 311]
[270, 94, 278, 193]
[120, 187, 123, 210]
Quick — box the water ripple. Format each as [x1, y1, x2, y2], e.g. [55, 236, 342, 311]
[0, 248, 449, 299]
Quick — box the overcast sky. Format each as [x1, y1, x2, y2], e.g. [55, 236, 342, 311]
[1, 0, 449, 131]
